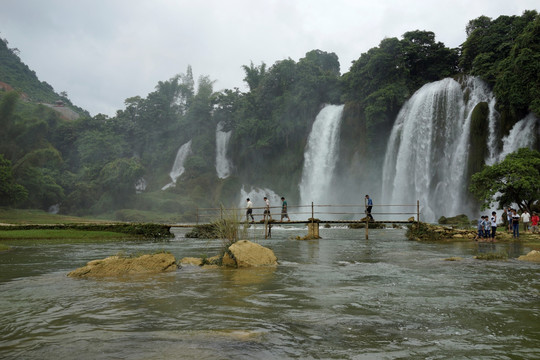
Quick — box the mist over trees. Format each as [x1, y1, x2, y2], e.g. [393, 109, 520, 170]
[0, 10, 538, 221]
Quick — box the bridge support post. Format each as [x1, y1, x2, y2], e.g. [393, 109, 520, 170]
[365, 217, 369, 239]
[308, 222, 319, 238]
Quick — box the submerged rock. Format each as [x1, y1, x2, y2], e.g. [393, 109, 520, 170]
[68, 253, 177, 278]
[518, 250, 540, 263]
[444, 257, 463, 261]
[180, 257, 203, 266]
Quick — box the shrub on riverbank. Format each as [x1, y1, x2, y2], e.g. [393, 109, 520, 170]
[438, 214, 470, 226]
[406, 222, 443, 241]
[406, 222, 476, 241]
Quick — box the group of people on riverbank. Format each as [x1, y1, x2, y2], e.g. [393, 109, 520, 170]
[502, 208, 539, 238]
[475, 208, 539, 241]
[474, 211, 498, 242]
[245, 196, 290, 223]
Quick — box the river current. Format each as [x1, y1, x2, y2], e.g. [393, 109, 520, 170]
[1, 227, 539, 359]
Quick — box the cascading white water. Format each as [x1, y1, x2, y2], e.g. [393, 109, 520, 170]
[135, 178, 147, 193]
[239, 186, 282, 218]
[298, 104, 344, 207]
[161, 140, 192, 190]
[215, 121, 232, 179]
[484, 113, 540, 216]
[496, 113, 540, 162]
[382, 77, 496, 222]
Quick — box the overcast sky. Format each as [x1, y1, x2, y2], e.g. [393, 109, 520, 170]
[1, 0, 537, 116]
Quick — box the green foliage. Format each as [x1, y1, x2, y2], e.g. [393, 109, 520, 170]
[0, 229, 129, 240]
[185, 223, 217, 238]
[460, 11, 540, 123]
[0, 38, 88, 116]
[0, 39, 56, 103]
[405, 222, 443, 241]
[225, 50, 342, 190]
[438, 214, 470, 225]
[0, 223, 173, 238]
[15, 166, 64, 209]
[76, 130, 128, 168]
[0, 154, 28, 205]
[98, 157, 145, 202]
[494, 13, 540, 118]
[341, 31, 458, 154]
[469, 148, 540, 211]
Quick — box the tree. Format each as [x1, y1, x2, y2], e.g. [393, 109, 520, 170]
[0, 154, 27, 206]
[469, 148, 540, 211]
[242, 61, 267, 92]
[98, 157, 145, 203]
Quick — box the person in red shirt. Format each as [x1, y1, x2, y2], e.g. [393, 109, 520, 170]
[531, 212, 539, 234]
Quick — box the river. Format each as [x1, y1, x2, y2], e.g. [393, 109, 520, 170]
[1, 227, 539, 359]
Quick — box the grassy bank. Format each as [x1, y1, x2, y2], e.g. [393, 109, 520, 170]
[407, 222, 540, 248]
[0, 208, 174, 245]
[0, 208, 110, 225]
[0, 229, 132, 240]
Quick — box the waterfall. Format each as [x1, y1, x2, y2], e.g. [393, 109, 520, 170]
[496, 113, 540, 162]
[382, 77, 496, 222]
[299, 104, 344, 207]
[161, 140, 192, 190]
[135, 178, 147, 193]
[215, 121, 232, 179]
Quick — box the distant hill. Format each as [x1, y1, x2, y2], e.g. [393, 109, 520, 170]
[0, 37, 89, 117]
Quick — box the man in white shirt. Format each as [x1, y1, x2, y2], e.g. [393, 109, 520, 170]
[263, 196, 272, 221]
[521, 210, 531, 232]
[246, 198, 254, 222]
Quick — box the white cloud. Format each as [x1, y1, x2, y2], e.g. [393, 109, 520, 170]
[1, 0, 537, 116]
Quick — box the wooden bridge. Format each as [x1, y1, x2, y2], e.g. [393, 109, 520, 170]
[170, 201, 421, 239]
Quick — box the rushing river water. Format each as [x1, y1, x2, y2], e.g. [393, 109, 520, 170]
[1, 227, 539, 359]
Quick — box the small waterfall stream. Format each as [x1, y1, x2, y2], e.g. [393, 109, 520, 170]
[495, 113, 540, 162]
[298, 104, 344, 207]
[161, 140, 192, 190]
[215, 121, 232, 179]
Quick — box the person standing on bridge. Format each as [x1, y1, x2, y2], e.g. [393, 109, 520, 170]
[281, 197, 290, 222]
[365, 195, 374, 221]
[246, 198, 254, 223]
[263, 196, 272, 221]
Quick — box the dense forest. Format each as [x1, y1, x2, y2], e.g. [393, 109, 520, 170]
[0, 10, 539, 222]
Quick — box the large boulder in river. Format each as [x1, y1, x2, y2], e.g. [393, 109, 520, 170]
[518, 250, 540, 263]
[68, 253, 177, 278]
[222, 240, 278, 268]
